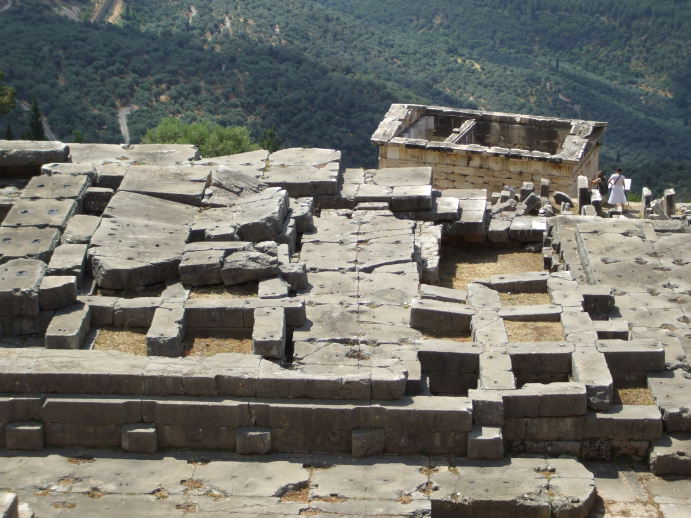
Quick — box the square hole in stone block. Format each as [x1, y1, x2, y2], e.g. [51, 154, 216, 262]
[182, 329, 253, 356]
[188, 281, 258, 299]
[439, 245, 543, 290]
[91, 327, 148, 355]
[504, 320, 565, 342]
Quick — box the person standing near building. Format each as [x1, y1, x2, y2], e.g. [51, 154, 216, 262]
[608, 168, 627, 213]
[590, 170, 608, 197]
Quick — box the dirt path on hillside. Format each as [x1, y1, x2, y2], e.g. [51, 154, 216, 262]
[117, 106, 132, 145]
[0, 0, 13, 14]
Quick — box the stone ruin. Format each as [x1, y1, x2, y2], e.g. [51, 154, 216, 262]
[372, 104, 606, 196]
[0, 122, 689, 517]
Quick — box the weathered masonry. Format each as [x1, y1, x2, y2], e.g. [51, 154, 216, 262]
[372, 104, 607, 197]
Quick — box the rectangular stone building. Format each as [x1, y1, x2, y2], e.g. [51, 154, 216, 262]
[371, 104, 607, 197]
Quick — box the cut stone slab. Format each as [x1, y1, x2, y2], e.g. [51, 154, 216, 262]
[391, 185, 433, 211]
[0, 140, 69, 167]
[410, 298, 474, 332]
[369, 166, 432, 187]
[1, 198, 77, 230]
[68, 143, 199, 164]
[571, 347, 613, 411]
[419, 284, 467, 304]
[258, 276, 290, 299]
[487, 271, 549, 293]
[47, 243, 87, 280]
[118, 165, 212, 206]
[121, 423, 158, 453]
[468, 426, 504, 459]
[0, 258, 46, 318]
[252, 307, 286, 359]
[650, 434, 691, 476]
[146, 304, 186, 357]
[431, 457, 596, 518]
[6, 422, 44, 450]
[21, 173, 90, 205]
[221, 250, 279, 286]
[102, 190, 198, 224]
[202, 165, 267, 207]
[236, 426, 272, 455]
[44, 303, 91, 349]
[509, 216, 547, 242]
[196, 187, 289, 242]
[41, 161, 97, 181]
[262, 164, 339, 196]
[497, 304, 561, 321]
[0, 492, 18, 518]
[269, 147, 340, 167]
[38, 275, 77, 310]
[61, 214, 101, 244]
[179, 242, 250, 286]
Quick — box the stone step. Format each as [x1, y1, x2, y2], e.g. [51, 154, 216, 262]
[467, 426, 503, 459]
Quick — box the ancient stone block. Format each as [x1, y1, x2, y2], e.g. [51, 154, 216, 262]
[44, 304, 91, 349]
[252, 307, 286, 359]
[38, 275, 77, 310]
[352, 428, 385, 458]
[236, 426, 272, 455]
[121, 423, 158, 453]
[6, 422, 44, 450]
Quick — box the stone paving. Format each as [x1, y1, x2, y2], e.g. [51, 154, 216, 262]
[1, 450, 689, 517]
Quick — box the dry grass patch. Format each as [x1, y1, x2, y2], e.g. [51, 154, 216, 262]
[92, 327, 148, 355]
[189, 282, 258, 299]
[182, 330, 253, 357]
[500, 292, 551, 306]
[422, 330, 472, 342]
[279, 485, 310, 504]
[614, 386, 655, 405]
[52, 502, 77, 509]
[439, 247, 543, 290]
[505, 320, 565, 342]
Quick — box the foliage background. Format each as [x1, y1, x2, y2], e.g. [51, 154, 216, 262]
[0, 0, 688, 197]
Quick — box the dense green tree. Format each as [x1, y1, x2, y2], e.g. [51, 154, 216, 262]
[28, 99, 45, 141]
[4, 124, 13, 140]
[142, 117, 260, 157]
[260, 125, 282, 153]
[0, 71, 15, 116]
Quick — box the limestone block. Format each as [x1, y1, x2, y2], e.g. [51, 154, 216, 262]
[83, 187, 114, 213]
[419, 284, 467, 304]
[42, 161, 97, 181]
[2, 198, 77, 231]
[0, 259, 46, 318]
[593, 320, 629, 340]
[20, 174, 90, 206]
[277, 217, 297, 255]
[497, 304, 561, 321]
[409, 298, 474, 332]
[121, 423, 158, 453]
[118, 165, 211, 206]
[279, 262, 308, 291]
[523, 382, 588, 417]
[596, 339, 665, 373]
[467, 426, 503, 459]
[221, 250, 279, 286]
[351, 428, 385, 458]
[236, 426, 272, 454]
[0, 140, 69, 167]
[77, 295, 115, 326]
[468, 389, 504, 426]
[540, 178, 550, 197]
[553, 191, 574, 206]
[583, 405, 662, 440]
[45, 304, 91, 349]
[6, 422, 44, 450]
[61, 214, 101, 244]
[258, 276, 290, 299]
[467, 282, 501, 308]
[114, 298, 160, 328]
[391, 185, 433, 211]
[571, 347, 613, 411]
[649, 434, 691, 476]
[38, 275, 77, 310]
[487, 217, 511, 243]
[252, 307, 286, 359]
[146, 304, 186, 357]
[184, 299, 247, 329]
[487, 271, 548, 293]
[580, 286, 614, 315]
[509, 216, 547, 242]
[70, 143, 198, 166]
[47, 243, 87, 282]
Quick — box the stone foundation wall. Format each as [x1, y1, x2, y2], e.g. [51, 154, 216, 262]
[378, 141, 601, 197]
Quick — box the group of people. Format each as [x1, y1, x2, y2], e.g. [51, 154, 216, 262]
[590, 168, 627, 213]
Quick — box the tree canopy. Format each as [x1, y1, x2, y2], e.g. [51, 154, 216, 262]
[142, 118, 259, 157]
[0, 71, 15, 117]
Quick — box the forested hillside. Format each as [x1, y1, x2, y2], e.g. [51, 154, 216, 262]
[0, 0, 688, 196]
